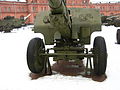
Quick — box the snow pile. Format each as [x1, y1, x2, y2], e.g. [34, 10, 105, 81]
[0, 25, 120, 90]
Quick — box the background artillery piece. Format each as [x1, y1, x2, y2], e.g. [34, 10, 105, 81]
[101, 14, 120, 44]
[102, 14, 120, 27]
[0, 14, 31, 32]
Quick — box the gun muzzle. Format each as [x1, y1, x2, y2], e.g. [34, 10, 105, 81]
[48, 0, 65, 14]
[48, 0, 62, 9]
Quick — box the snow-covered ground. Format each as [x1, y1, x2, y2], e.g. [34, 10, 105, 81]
[0, 25, 120, 90]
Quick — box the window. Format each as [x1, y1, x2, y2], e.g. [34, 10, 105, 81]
[102, 7, 105, 10]
[17, 7, 20, 12]
[42, 1, 44, 3]
[8, 7, 11, 12]
[33, 7, 37, 12]
[112, 7, 114, 10]
[44, 7, 47, 10]
[18, 7, 21, 12]
[41, 7, 43, 11]
[4, 7, 7, 12]
[22, 7, 24, 12]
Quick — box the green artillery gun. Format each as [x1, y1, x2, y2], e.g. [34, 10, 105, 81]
[102, 15, 120, 44]
[102, 15, 120, 27]
[0, 15, 29, 32]
[27, 0, 107, 77]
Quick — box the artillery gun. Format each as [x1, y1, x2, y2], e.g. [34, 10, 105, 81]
[27, 0, 107, 77]
[102, 15, 120, 27]
[101, 15, 120, 44]
[0, 16, 24, 32]
[0, 15, 31, 32]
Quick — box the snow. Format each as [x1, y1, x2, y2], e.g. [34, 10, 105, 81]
[0, 25, 120, 90]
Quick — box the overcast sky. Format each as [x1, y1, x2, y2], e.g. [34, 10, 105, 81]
[0, 0, 119, 3]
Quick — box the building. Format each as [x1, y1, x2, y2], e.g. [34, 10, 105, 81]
[0, 0, 120, 24]
[92, 2, 120, 16]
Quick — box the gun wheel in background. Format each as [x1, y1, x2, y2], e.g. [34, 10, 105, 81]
[117, 29, 120, 44]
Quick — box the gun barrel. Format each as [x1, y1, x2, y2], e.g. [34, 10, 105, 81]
[48, 0, 65, 14]
[48, 0, 72, 39]
[48, 0, 62, 9]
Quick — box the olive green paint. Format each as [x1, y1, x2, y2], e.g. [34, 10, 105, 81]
[33, 2, 101, 44]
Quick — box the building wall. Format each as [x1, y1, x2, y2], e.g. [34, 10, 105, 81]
[0, 0, 120, 24]
[0, 1, 28, 21]
[93, 3, 120, 16]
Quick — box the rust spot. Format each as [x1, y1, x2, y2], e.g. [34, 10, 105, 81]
[52, 60, 85, 76]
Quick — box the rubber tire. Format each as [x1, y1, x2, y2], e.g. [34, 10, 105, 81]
[27, 38, 45, 74]
[93, 36, 107, 76]
[117, 29, 120, 44]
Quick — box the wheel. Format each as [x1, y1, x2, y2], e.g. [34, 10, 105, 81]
[116, 29, 120, 44]
[27, 38, 45, 74]
[93, 36, 107, 76]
